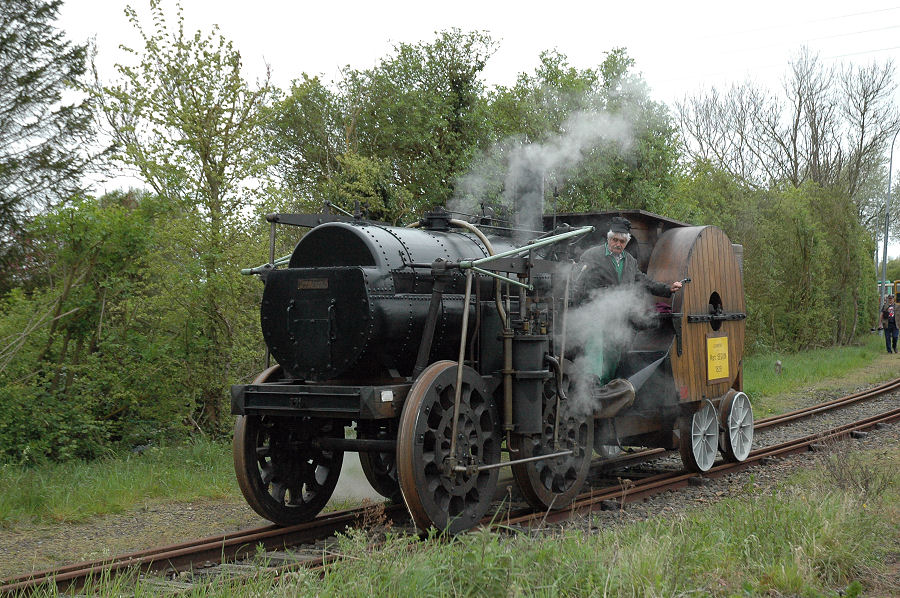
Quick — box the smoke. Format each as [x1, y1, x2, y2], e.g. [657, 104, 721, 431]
[450, 109, 636, 239]
[562, 284, 656, 416]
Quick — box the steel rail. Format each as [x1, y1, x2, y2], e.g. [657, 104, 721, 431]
[0, 504, 409, 594]
[498, 407, 899, 529]
[3, 380, 898, 594]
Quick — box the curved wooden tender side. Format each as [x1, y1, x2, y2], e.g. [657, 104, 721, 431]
[646, 226, 745, 403]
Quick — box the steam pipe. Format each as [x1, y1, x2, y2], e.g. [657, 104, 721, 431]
[544, 354, 563, 448]
[459, 226, 594, 269]
[436, 218, 514, 449]
[443, 218, 507, 327]
[503, 281, 513, 443]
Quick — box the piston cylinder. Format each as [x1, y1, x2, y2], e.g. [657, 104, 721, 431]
[511, 335, 550, 434]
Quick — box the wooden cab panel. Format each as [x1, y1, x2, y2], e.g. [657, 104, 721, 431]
[646, 226, 745, 402]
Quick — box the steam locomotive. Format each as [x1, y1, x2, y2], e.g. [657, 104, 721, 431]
[231, 207, 752, 534]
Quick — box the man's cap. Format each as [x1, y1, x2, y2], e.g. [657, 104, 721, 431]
[609, 217, 631, 235]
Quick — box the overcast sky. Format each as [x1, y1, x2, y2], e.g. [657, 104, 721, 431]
[59, 0, 900, 103]
[56, 1, 900, 254]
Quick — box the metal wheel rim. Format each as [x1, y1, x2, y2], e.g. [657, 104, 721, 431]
[397, 361, 500, 534]
[688, 399, 718, 472]
[725, 392, 754, 461]
[511, 365, 593, 510]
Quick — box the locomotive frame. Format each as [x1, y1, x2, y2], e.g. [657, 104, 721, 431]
[231, 207, 752, 534]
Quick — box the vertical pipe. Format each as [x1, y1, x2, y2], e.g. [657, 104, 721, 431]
[448, 270, 474, 463]
[881, 128, 900, 308]
[266, 220, 276, 369]
[268, 221, 276, 265]
[412, 276, 445, 378]
[554, 266, 573, 447]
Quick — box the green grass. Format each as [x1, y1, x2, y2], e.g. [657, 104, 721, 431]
[7, 340, 900, 596]
[0, 439, 239, 525]
[20, 446, 898, 596]
[256, 441, 898, 598]
[743, 334, 892, 415]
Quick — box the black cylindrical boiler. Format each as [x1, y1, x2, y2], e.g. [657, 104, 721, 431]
[260, 222, 514, 382]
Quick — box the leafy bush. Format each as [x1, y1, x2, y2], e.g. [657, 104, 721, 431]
[0, 382, 105, 464]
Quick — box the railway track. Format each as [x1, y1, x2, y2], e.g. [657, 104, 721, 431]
[3, 382, 898, 595]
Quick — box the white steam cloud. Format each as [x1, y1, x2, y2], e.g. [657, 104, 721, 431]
[563, 285, 657, 416]
[450, 109, 636, 238]
[447, 98, 664, 418]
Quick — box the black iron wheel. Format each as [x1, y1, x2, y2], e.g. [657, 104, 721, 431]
[233, 367, 344, 525]
[510, 361, 593, 510]
[357, 421, 402, 502]
[397, 361, 500, 535]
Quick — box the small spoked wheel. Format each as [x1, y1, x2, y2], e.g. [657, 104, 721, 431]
[357, 421, 402, 502]
[396, 361, 500, 534]
[233, 366, 343, 525]
[510, 362, 593, 510]
[719, 391, 754, 462]
[234, 414, 344, 525]
[679, 398, 719, 472]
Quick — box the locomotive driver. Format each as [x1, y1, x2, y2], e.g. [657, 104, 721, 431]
[572, 216, 683, 385]
[573, 217, 682, 301]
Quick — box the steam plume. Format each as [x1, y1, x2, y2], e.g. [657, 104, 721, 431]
[563, 285, 656, 416]
[450, 109, 635, 238]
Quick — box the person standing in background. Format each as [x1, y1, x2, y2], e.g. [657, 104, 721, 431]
[881, 295, 898, 354]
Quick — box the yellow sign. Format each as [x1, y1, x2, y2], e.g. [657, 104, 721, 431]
[706, 336, 729, 382]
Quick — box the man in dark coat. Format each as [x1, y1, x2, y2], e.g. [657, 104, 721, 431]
[572, 216, 683, 384]
[573, 217, 682, 301]
[881, 294, 898, 354]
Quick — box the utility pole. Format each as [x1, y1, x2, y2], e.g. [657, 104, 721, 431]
[881, 127, 900, 308]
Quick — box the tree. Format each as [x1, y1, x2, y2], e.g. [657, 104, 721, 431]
[0, 191, 161, 462]
[677, 50, 897, 347]
[678, 49, 899, 232]
[92, 0, 273, 428]
[459, 49, 680, 223]
[884, 256, 900, 283]
[268, 29, 496, 223]
[265, 75, 343, 211]
[0, 0, 95, 285]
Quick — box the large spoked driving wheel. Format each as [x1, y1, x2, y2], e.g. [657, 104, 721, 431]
[357, 421, 402, 502]
[679, 398, 719, 472]
[233, 365, 344, 525]
[510, 362, 593, 510]
[397, 361, 501, 534]
[719, 391, 753, 462]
